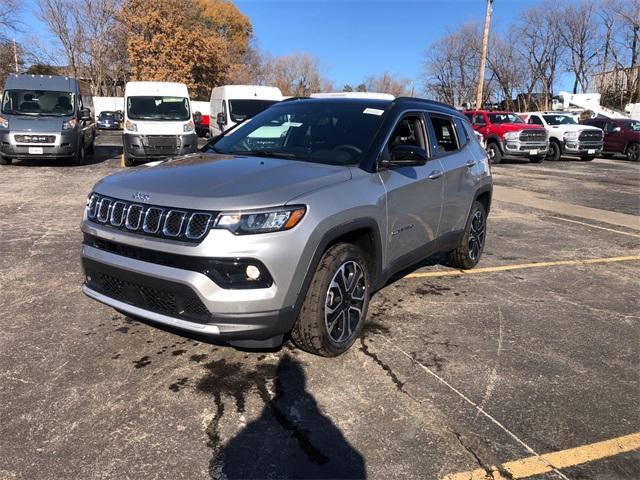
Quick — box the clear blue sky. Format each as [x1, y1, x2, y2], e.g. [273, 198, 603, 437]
[18, 0, 565, 90]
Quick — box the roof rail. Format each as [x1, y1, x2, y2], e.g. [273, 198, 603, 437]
[280, 96, 309, 102]
[393, 96, 455, 110]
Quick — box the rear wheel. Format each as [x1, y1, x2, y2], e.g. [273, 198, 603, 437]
[547, 140, 561, 161]
[291, 243, 370, 357]
[626, 143, 639, 162]
[447, 201, 487, 270]
[0, 156, 12, 165]
[487, 143, 502, 164]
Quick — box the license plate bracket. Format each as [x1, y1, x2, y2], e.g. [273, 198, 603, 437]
[28, 147, 43, 155]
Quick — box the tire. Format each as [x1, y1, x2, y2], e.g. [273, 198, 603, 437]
[547, 140, 561, 161]
[291, 243, 370, 357]
[86, 133, 95, 155]
[447, 201, 487, 270]
[626, 143, 639, 162]
[487, 142, 502, 164]
[73, 140, 85, 165]
[530, 155, 544, 163]
[0, 156, 12, 165]
[123, 153, 136, 167]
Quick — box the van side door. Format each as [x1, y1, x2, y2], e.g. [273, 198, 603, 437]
[378, 112, 444, 272]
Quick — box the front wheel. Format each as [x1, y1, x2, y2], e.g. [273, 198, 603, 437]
[291, 243, 370, 357]
[487, 143, 502, 164]
[0, 156, 12, 165]
[626, 143, 639, 162]
[547, 141, 561, 161]
[447, 201, 487, 270]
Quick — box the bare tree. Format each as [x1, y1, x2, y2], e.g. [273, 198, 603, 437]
[422, 23, 481, 107]
[37, 0, 84, 79]
[487, 31, 528, 110]
[265, 52, 331, 96]
[0, 0, 20, 39]
[559, 0, 599, 93]
[363, 71, 413, 96]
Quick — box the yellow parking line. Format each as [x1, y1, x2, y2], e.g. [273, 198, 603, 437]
[404, 255, 640, 279]
[442, 432, 640, 480]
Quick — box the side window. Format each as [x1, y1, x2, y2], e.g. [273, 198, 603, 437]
[454, 117, 469, 147]
[430, 115, 460, 154]
[473, 113, 486, 125]
[464, 113, 473, 122]
[385, 114, 427, 155]
[529, 116, 543, 125]
[603, 122, 615, 132]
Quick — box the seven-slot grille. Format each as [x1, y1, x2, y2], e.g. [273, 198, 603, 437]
[14, 134, 56, 144]
[579, 129, 604, 142]
[518, 130, 547, 143]
[87, 193, 216, 242]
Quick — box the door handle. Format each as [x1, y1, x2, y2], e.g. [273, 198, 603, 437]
[466, 159, 479, 168]
[428, 170, 443, 180]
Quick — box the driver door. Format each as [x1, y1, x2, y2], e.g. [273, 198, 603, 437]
[378, 112, 444, 271]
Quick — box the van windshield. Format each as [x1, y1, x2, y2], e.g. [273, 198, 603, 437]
[127, 96, 190, 121]
[2, 90, 75, 116]
[229, 99, 279, 123]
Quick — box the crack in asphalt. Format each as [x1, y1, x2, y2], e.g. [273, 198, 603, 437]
[449, 428, 515, 480]
[359, 336, 405, 392]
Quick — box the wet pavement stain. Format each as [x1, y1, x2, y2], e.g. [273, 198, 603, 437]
[132, 356, 152, 369]
[414, 283, 452, 296]
[169, 377, 189, 392]
[111, 353, 121, 360]
[172, 349, 187, 356]
[114, 326, 129, 334]
[411, 351, 447, 372]
[189, 354, 208, 363]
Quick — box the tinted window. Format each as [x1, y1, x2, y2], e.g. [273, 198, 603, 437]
[464, 113, 473, 122]
[387, 115, 426, 151]
[229, 99, 279, 123]
[210, 102, 386, 166]
[454, 117, 469, 146]
[487, 113, 524, 124]
[473, 113, 486, 125]
[430, 115, 459, 153]
[543, 115, 577, 125]
[2, 89, 75, 116]
[127, 96, 190, 121]
[528, 116, 544, 125]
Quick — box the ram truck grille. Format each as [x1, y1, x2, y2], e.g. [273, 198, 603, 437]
[14, 134, 56, 144]
[86, 193, 217, 242]
[519, 130, 547, 142]
[579, 130, 604, 142]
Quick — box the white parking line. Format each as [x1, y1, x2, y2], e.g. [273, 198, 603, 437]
[548, 216, 640, 238]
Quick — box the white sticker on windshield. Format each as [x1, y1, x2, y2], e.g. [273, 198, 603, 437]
[363, 108, 384, 116]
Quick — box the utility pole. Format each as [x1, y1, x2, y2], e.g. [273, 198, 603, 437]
[476, 0, 493, 109]
[13, 39, 19, 73]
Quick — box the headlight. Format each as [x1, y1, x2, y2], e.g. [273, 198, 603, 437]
[125, 120, 137, 132]
[215, 206, 306, 235]
[0, 115, 8, 129]
[503, 131, 519, 140]
[564, 131, 579, 141]
[183, 120, 194, 133]
[62, 118, 77, 130]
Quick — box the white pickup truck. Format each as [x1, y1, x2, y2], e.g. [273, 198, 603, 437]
[520, 112, 604, 161]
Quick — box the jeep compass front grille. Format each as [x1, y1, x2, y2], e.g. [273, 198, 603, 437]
[86, 193, 218, 242]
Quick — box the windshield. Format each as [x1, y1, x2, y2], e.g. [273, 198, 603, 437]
[207, 102, 387, 166]
[2, 89, 75, 116]
[229, 99, 279, 123]
[99, 112, 116, 119]
[543, 114, 577, 125]
[127, 96, 190, 121]
[488, 113, 524, 124]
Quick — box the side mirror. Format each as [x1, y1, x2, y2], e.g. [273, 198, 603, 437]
[612, 126, 621, 133]
[193, 111, 202, 124]
[381, 145, 428, 168]
[80, 108, 92, 121]
[216, 112, 226, 128]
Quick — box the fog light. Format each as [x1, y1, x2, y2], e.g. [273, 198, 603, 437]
[246, 265, 261, 281]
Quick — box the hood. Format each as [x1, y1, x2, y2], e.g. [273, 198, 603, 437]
[93, 154, 353, 211]
[547, 124, 600, 133]
[495, 123, 544, 132]
[6, 115, 67, 133]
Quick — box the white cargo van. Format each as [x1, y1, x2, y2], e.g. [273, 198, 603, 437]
[123, 81, 198, 166]
[209, 85, 283, 137]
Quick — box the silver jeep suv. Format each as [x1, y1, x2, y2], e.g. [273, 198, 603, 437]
[81, 97, 492, 356]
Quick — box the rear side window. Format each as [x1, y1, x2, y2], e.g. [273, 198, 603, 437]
[454, 117, 469, 147]
[430, 115, 460, 154]
[473, 113, 486, 125]
[529, 116, 543, 125]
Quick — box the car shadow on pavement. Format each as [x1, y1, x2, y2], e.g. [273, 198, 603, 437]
[210, 354, 366, 479]
[9, 145, 122, 167]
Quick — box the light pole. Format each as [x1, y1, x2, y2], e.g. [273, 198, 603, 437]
[476, 0, 494, 109]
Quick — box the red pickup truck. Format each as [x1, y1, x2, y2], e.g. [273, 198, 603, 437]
[463, 110, 549, 164]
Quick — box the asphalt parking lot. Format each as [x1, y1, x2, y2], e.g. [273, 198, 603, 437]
[1, 130, 638, 480]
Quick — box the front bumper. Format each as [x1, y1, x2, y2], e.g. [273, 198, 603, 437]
[563, 140, 603, 155]
[98, 122, 120, 130]
[1, 130, 79, 160]
[503, 140, 549, 157]
[123, 133, 198, 162]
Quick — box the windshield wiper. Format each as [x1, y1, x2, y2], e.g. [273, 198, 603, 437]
[229, 150, 303, 160]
